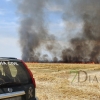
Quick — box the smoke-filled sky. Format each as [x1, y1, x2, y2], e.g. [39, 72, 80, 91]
[0, 0, 100, 62]
[0, 0, 64, 58]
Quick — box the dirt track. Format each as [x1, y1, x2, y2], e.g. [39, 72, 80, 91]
[27, 63, 100, 100]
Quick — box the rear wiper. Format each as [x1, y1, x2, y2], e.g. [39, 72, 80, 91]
[0, 82, 22, 87]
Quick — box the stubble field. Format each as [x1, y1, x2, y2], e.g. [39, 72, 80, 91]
[26, 63, 100, 100]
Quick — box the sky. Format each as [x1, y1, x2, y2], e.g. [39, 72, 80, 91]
[0, 0, 21, 58]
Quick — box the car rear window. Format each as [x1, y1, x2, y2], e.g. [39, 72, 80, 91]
[0, 61, 31, 84]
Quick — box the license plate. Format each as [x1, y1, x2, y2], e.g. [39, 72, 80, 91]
[4, 96, 21, 100]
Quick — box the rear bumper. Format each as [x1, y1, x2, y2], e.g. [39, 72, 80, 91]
[0, 91, 25, 99]
[35, 97, 38, 100]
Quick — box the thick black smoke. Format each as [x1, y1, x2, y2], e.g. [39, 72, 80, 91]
[16, 0, 56, 61]
[16, 0, 100, 63]
[62, 0, 100, 63]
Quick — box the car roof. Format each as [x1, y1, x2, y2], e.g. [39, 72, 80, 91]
[0, 57, 21, 62]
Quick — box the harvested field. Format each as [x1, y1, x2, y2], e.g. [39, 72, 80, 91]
[26, 63, 100, 100]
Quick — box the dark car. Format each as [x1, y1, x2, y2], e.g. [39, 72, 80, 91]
[0, 57, 38, 100]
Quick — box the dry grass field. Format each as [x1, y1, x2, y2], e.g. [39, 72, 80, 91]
[26, 63, 100, 100]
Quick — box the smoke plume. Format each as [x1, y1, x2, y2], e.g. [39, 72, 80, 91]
[61, 0, 100, 63]
[16, 0, 100, 63]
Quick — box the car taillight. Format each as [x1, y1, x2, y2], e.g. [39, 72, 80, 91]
[20, 60, 36, 88]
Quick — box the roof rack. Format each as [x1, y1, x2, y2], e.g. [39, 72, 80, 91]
[0, 57, 17, 59]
